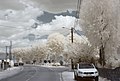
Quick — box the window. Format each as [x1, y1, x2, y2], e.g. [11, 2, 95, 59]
[79, 64, 94, 69]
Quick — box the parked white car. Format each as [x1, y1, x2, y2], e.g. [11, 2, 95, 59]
[74, 63, 99, 81]
[52, 62, 61, 66]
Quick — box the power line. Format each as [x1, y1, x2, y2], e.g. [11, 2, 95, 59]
[74, 28, 88, 43]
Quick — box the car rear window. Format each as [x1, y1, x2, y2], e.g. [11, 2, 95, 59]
[79, 64, 94, 69]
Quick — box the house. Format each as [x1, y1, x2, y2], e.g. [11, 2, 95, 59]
[0, 52, 7, 70]
[0, 52, 14, 70]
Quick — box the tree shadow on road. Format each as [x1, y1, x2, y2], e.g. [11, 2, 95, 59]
[98, 67, 120, 81]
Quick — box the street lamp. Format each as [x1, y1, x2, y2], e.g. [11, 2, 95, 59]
[62, 27, 74, 69]
[62, 27, 74, 43]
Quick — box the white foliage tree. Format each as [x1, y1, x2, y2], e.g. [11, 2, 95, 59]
[29, 45, 47, 62]
[65, 33, 98, 63]
[80, 0, 120, 67]
[47, 33, 65, 62]
[12, 45, 47, 63]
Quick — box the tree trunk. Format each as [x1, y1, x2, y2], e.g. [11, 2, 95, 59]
[99, 45, 105, 67]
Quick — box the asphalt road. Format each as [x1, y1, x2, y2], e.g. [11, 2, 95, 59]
[1, 65, 119, 81]
[0, 65, 68, 81]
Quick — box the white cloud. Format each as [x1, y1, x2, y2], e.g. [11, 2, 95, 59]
[51, 16, 75, 28]
[0, 0, 79, 49]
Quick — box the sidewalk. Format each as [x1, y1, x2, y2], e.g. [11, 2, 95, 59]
[0, 67, 23, 80]
[62, 71, 75, 81]
[62, 71, 111, 81]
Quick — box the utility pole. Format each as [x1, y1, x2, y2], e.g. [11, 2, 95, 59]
[5, 46, 8, 61]
[9, 41, 12, 61]
[62, 27, 74, 70]
[71, 27, 74, 70]
[9, 41, 13, 67]
[76, 0, 82, 19]
[71, 27, 74, 43]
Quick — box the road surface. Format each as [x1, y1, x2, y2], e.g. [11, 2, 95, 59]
[0, 65, 68, 81]
[1, 65, 119, 81]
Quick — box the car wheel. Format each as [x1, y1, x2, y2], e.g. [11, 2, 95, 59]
[77, 77, 82, 81]
[95, 76, 98, 81]
[77, 76, 81, 81]
[76, 77, 79, 81]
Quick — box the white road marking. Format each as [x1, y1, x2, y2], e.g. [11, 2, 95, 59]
[25, 67, 37, 81]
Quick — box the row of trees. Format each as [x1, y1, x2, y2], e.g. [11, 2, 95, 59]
[12, 32, 97, 65]
[12, 45, 47, 63]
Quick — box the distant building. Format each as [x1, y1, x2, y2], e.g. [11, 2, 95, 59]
[0, 52, 6, 61]
[0, 52, 7, 70]
[0, 52, 15, 69]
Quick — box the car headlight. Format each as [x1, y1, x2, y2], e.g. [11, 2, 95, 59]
[79, 71, 83, 74]
[95, 71, 98, 74]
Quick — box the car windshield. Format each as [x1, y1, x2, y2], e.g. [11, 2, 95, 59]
[79, 64, 94, 69]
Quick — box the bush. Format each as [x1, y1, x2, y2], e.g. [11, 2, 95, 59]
[59, 60, 63, 66]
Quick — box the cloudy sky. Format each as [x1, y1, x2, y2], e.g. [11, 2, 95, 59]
[0, 0, 79, 51]
[0, 0, 77, 12]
